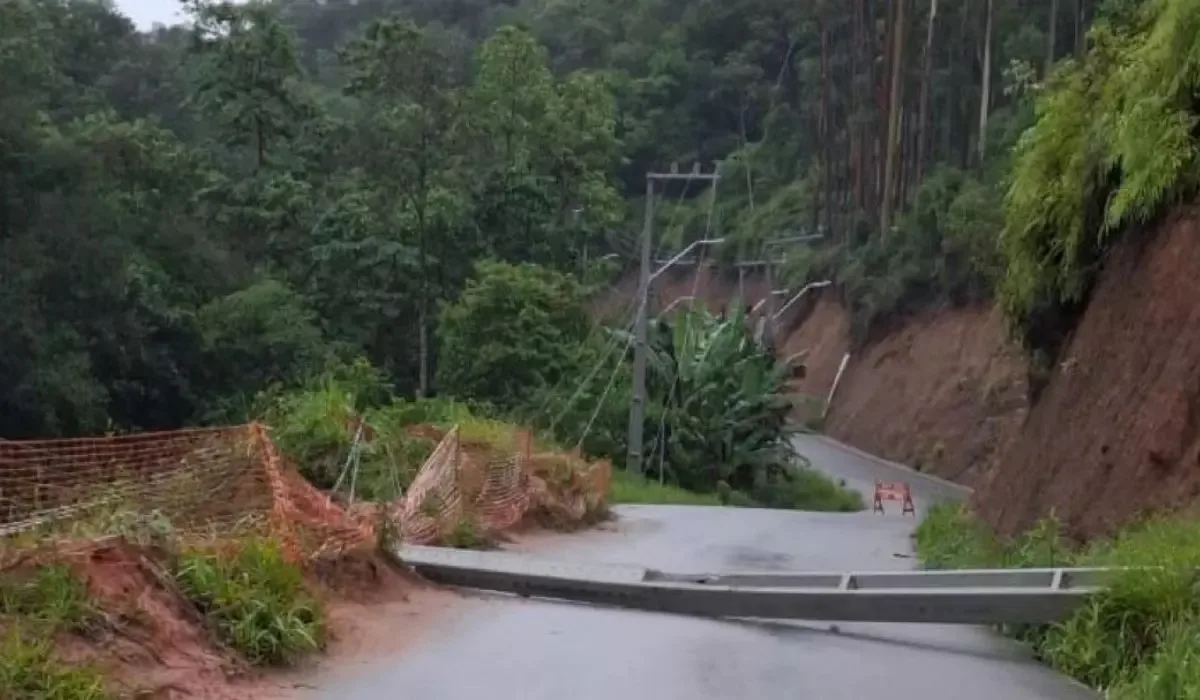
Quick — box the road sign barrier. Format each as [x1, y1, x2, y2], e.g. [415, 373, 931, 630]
[873, 480, 915, 516]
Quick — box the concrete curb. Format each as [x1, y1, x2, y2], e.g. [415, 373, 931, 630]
[805, 434, 973, 495]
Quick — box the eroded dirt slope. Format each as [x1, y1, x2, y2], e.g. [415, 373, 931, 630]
[777, 297, 851, 424]
[975, 208, 1200, 538]
[821, 306, 1027, 487]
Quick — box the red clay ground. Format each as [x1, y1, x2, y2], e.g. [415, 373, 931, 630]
[820, 304, 1028, 487]
[4, 538, 453, 700]
[975, 207, 1200, 539]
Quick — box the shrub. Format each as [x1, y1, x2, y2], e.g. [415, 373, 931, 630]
[438, 260, 590, 411]
[750, 467, 864, 513]
[915, 507, 1200, 696]
[196, 279, 340, 421]
[172, 541, 324, 666]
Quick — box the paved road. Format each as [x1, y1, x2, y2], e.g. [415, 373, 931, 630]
[302, 434, 1095, 700]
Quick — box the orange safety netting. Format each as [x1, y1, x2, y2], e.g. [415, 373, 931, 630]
[1, 422, 610, 556]
[391, 427, 611, 544]
[0, 424, 371, 561]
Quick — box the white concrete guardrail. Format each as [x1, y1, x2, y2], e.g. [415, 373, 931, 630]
[396, 545, 1109, 624]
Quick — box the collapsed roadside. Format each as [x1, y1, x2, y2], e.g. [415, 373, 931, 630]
[0, 400, 609, 700]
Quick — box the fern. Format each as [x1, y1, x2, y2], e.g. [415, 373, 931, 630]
[1001, 0, 1200, 338]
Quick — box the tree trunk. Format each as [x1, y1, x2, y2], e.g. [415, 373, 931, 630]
[820, 11, 833, 236]
[1080, 0, 1089, 57]
[1047, 0, 1058, 75]
[881, 0, 908, 234]
[916, 0, 937, 185]
[850, 0, 864, 213]
[877, 0, 895, 217]
[977, 0, 993, 166]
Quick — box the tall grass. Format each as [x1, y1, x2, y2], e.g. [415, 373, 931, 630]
[172, 540, 324, 666]
[0, 631, 111, 700]
[0, 566, 110, 699]
[0, 565, 99, 634]
[915, 506, 1200, 697]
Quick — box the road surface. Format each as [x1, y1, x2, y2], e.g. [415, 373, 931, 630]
[301, 434, 1095, 700]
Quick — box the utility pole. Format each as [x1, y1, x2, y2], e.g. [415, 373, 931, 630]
[626, 164, 720, 475]
[627, 177, 654, 476]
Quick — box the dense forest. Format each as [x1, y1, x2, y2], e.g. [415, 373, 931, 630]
[6, 0, 1196, 447]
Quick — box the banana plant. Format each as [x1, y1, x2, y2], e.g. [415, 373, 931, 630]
[644, 303, 795, 494]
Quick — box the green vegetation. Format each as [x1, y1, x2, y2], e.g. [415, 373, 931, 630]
[915, 504, 1200, 697]
[438, 261, 590, 412]
[754, 468, 865, 513]
[0, 632, 111, 700]
[999, 0, 1200, 350]
[609, 471, 722, 506]
[532, 302, 861, 511]
[0, 566, 110, 699]
[173, 540, 325, 666]
[439, 516, 491, 550]
[0, 0, 1128, 442]
[0, 565, 100, 635]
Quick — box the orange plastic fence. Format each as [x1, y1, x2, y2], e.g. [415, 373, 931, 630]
[1, 422, 610, 555]
[393, 427, 610, 544]
[0, 423, 372, 561]
[873, 480, 915, 516]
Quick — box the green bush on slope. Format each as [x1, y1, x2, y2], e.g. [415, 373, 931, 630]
[916, 505, 1200, 697]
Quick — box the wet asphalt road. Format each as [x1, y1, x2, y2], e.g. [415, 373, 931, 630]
[303, 434, 1096, 700]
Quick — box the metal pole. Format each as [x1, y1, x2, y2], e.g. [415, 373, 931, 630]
[627, 178, 654, 474]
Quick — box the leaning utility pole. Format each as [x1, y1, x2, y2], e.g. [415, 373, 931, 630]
[626, 164, 720, 475]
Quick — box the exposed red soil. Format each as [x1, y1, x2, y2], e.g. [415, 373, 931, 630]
[975, 208, 1200, 538]
[822, 304, 1028, 486]
[778, 296, 852, 403]
[4, 539, 434, 700]
[592, 266, 774, 322]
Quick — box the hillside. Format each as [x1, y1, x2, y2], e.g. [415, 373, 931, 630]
[976, 207, 1200, 539]
[609, 199, 1200, 539]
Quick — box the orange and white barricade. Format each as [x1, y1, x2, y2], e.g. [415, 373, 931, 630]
[873, 480, 915, 516]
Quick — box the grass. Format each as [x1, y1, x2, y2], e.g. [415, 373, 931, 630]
[172, 540, 324, 667]
[750, 467, 865, 513]
[0, 565, 100, 634]
[609, 465, 864, 513]
[0, 566, 111, 700]
[914, 504, 1200, 698]
[0, 631, 111, 700]
[608, 470, 722, 506]
[438, 515, 491, 549]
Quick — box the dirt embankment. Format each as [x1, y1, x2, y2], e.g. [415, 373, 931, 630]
[821, 306, 1028, 487]
[591, 265, 775, 322]
[5, 539, 444, 700]
[974, 208, 1200, 539]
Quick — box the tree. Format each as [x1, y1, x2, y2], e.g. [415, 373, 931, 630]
[438, 261, 589, 410]
[186, 0, 307, 170]
[342, 17, 463, 396]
